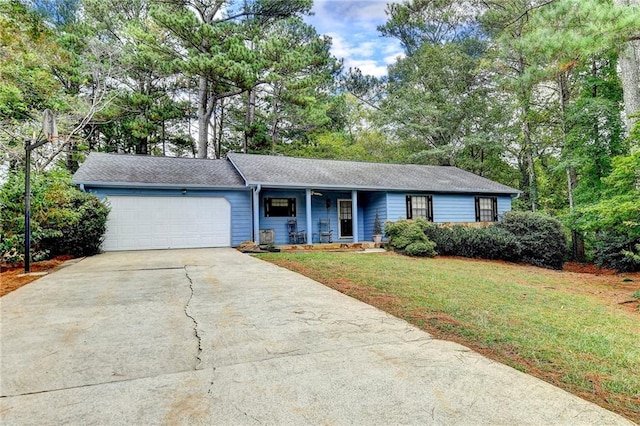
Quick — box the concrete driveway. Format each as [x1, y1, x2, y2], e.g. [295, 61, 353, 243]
[0, 248, 632, 425]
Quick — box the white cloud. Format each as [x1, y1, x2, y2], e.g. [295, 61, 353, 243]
[348, 59, 388, 78]
[305, 0, 402, 77]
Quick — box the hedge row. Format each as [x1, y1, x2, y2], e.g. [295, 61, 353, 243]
[386, 212, 568, 270]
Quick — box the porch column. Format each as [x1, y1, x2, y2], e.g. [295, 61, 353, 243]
[351, 190, 359, 243]
[253, 186, 261, 243]
[305, 188, 312, 244]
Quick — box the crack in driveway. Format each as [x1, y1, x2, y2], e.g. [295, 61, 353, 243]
[183, 266, 203, 370]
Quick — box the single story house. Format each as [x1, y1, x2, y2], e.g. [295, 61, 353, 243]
[72, 152, 521, 251]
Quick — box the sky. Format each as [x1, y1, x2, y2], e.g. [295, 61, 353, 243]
[304, 0, 404, 77]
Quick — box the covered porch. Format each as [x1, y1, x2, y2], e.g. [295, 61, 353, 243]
[252, 188, 386, 246]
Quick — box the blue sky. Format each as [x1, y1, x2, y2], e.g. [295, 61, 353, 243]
[305, 0, 404, 77]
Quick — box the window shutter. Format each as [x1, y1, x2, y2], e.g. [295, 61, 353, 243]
[265, 198, 271, 217]
[428, 196, 433, 222]
[474, 197, 480, 222]
[492, 197, 498, 221]
[406, 196, 412, 219]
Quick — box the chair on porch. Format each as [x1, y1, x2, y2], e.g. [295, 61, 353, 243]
[318, 218, 333, 243]
[287, 219, 306, 244]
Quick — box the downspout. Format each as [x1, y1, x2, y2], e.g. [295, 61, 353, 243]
[253, 184, 261, 243]
[79, 184, 85, 192]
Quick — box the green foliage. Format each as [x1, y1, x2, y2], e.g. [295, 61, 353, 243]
[0, 168, 109, 264]
[0, 1, 67, 119]
[384, 218, 436, 257]
[423, 224, 522, 262]
[373, 210, 383, 235]
[496, 211, 568, 269]
[591, 233, 640, 273]
[574, 152, 640, 271]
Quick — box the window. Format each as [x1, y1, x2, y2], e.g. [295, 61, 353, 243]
[475, 196, 498, 222]
[264, 198, 296, 217]
[406, 196, 433, 221]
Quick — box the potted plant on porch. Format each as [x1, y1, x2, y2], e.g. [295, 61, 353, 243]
[372, 210, 383, 243]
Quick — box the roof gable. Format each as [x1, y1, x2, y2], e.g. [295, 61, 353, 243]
[227, 153, 520, 194]
[72, 153, 245, 189]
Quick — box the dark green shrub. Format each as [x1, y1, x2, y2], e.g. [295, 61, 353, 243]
[41, 191, 109, 257]
[496, 211, 567, 269]
[423, 224, 459, 255]
[0, 168, 109, 264]
[385, 219, 436, 257]
[592, 232, 640, 272]
[424, 224, 521, 261]
[469, 226, 522, 261]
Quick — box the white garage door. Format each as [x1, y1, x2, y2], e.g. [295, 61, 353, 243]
[102, 196, 231, 251]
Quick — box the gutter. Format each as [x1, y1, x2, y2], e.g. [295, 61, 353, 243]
[71, 181, 251, 191]
[241, 181, 521, 196]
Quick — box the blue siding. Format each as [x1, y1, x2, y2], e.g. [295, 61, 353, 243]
[386, 193, 408, 221]
[386, 192, 514, 224]
[497, 196, 512, 219]
[259, 189, 308, 244]
[85, 186, 252, 246]
[432, 194, 475, 222]
[362, 192, 387, 241]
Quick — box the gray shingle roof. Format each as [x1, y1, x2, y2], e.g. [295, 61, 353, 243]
[72, 152, 246, 188]
[228, 153, 520, 194]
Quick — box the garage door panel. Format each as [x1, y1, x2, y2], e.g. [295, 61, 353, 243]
[102, 196, 231, 251]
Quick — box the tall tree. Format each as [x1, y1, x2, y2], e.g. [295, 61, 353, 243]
[150, 0, 313, 158]
[614, 0, 640, 135]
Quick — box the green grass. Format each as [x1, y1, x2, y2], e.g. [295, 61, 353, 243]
[258, 252, 640, 421]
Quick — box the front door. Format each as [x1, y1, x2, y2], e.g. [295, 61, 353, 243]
[338, 199, 353, 238]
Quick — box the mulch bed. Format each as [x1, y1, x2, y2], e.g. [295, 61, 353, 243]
[0, 255, 74, 297]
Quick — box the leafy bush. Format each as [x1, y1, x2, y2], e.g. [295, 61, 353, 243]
[422, 224, 459, 255]
[592, 232, 640, 272]
[385, 218, 436, 257]
[0, 168, 109, 264]
[496, 211, 567, 269]
[572, 153, 640, 272]
[423, 224, 521, 261]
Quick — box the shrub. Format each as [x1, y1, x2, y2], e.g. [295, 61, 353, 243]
[422, 224, 458, 255]
[385, 219, 436, 257]
[496, 211, 567, 269]
[469, 226, 522, 261]
[424, 224, 521, 261]
[592, 232, 640, 272]
[0, 168, 109, 264]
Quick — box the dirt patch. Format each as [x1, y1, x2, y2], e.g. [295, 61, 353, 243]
[563, 262, 618, 275]
[1, 255, 75, 297]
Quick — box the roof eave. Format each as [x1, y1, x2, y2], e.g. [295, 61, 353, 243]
[73, 180, 250, 191]
[244, 181, 520, 195]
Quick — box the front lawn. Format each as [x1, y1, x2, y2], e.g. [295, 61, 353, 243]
[257, 252, 640, 422]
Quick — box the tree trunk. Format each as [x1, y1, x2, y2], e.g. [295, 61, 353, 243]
[521, 104, 537, 212]
[197, 76, 210, 158]
[615, 0, 640, 134]
[270, 86, 280, 146]
[244, 88, 256, 153]
[215, 98, 224, 159]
